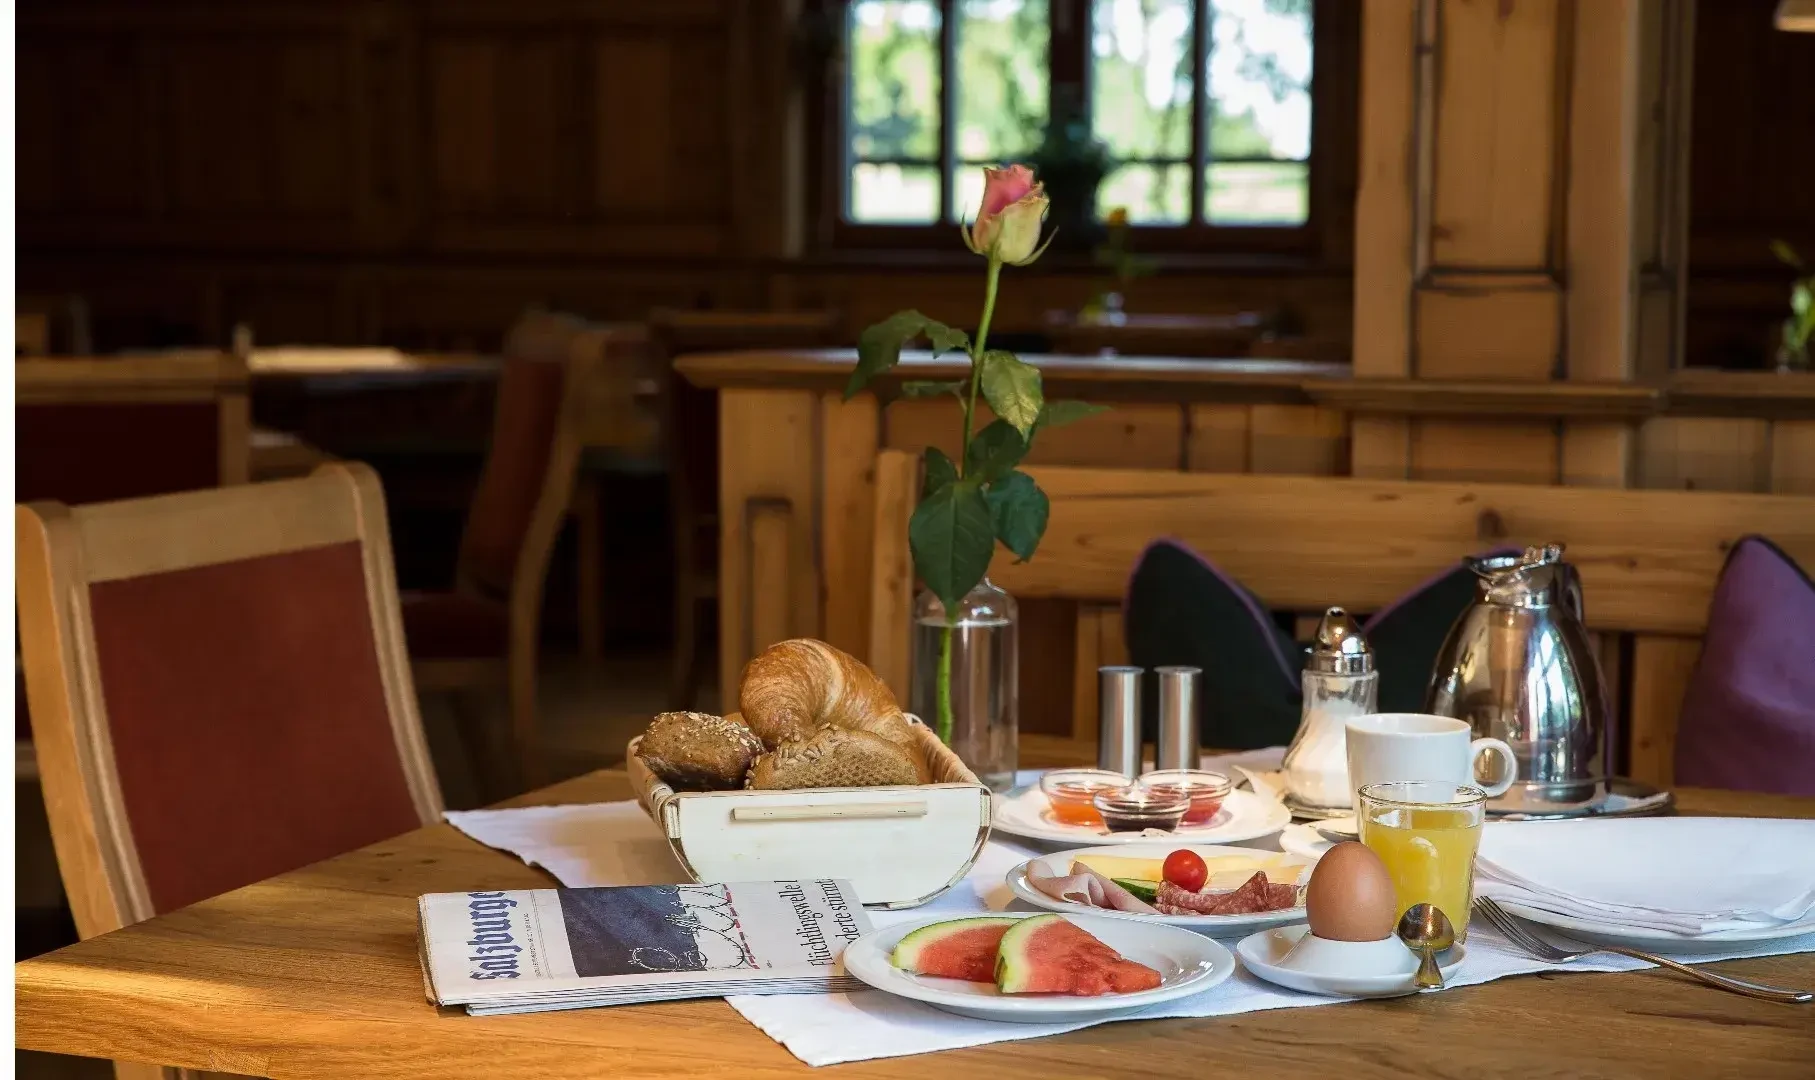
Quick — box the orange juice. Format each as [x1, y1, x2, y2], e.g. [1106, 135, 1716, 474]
[1359, 804, 1482, 942]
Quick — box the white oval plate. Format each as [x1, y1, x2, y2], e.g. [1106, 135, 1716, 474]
[1006, 843, 1312, 936]
[843, 912, 1235, 1023]
[1492, 900, 1815, 955]
[1237, 925, 1467, 998]
[992, 784, 1291, 847]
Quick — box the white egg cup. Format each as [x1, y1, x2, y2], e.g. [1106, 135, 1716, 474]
[1236, 925, 1467, 998]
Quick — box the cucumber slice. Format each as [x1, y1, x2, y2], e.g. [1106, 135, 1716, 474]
[1112, 877, 1161, 902]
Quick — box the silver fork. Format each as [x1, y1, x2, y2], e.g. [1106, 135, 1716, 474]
[1474, 897, 1812, 1004]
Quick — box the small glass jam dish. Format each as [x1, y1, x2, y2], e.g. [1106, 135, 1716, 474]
[1092, 787, 1191, 833]
[1139, 769, 1233, 825]
[1039, 768, 1132, 827]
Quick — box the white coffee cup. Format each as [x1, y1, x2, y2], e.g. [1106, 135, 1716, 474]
[1345, 713, 1517, 800]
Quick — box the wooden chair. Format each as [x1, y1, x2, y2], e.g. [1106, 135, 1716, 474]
[867, 451, 1815, 787]
[405, 312, 652, 791]
[16, 464, 443, 1080]
[649, 308, 844, 709]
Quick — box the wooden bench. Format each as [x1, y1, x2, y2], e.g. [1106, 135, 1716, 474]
[867, 450, 1815, 788]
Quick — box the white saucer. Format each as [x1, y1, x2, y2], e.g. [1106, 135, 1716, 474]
[993, 783, 1291, 847]
[1006, 843, 1312, 936]
[1236, 925, 1467, 998]
[1493, 900, 1815, 955]
[843, 912, 1235, 1023]
[1278, 823, 1335, 861]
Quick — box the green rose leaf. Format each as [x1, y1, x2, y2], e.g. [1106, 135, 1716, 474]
[900, 379, 968, 400]
[922, 446, 958, 497]
[965, 418, 1028, 482]
[986, 470, 1050, 562]
[1036, 399, 1110, 431]
[979, 350, 1043, 437]
[909, 480, 996, 610]
[844, 310, 969, 400]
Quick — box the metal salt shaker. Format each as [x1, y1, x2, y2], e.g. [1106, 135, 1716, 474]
[1155, 666, 1202, 772]
[1097, 666, 1143, 780]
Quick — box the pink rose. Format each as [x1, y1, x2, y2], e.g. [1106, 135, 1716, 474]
[963, 164, 1052, 266]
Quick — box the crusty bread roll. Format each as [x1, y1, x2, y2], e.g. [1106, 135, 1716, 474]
[747, 727, 922, 790]
[636, 711, 762, 791]
[739, 639, 911, 748]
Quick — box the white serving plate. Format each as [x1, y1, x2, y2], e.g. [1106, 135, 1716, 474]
[843, 912, 1235, 1023]
[1278, 822, 1336, 861]
[1493, 900, 1815, 954]
[1006, 843, 1312, 936]
[627, 721, 992, 908]
[992, 783, 1291, 847]
[1237, 925, 1467, 998]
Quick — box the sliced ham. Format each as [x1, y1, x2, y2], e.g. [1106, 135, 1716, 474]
[1025, 860, 1159, 914]
[1154, 871, 1300, 916]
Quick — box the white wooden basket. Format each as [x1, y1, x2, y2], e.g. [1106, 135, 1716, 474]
[627, 720, 993, 908]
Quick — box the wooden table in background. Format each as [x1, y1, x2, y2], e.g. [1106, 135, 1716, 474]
[15, 742, 1815, 1079]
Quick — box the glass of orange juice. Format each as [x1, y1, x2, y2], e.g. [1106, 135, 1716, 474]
[1357, 782, 1486, 943]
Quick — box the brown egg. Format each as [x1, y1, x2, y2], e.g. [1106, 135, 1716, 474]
[1304, 842, 1398, 942]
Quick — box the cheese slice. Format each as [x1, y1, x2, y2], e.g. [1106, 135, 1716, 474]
[1073, 852, 1310, 889]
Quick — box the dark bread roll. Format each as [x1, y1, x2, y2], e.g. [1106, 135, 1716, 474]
[637, 711, 763, 791]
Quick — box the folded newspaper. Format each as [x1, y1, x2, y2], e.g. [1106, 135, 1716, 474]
[419, 880, 872, 1015]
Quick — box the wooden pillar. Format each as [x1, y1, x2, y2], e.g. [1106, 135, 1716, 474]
[1352, 0, 1694, 486]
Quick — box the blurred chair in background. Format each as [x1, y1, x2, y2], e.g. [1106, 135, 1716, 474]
[16, 465, 443, 1079]
[405, 312, 655, 792]
[648, 308, 844, 709]
[15, 293, 94, 356]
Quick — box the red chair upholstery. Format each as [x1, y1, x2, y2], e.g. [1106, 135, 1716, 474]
[16, 464, 442, 938]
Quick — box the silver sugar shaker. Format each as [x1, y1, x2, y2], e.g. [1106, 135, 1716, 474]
[1154, 666, 1202, 772]
[1097, 666, 1143, 779]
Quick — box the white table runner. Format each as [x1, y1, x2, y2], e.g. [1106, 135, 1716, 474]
[445, 780, 1815, 1067]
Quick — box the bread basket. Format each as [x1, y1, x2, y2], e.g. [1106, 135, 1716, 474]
[627, 719, 993, 908]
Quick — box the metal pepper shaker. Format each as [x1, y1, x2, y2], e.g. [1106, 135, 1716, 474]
[1155, 666, 1202, 772]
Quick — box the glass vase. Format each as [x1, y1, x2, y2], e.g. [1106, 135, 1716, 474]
[910, 579, 1018, 792]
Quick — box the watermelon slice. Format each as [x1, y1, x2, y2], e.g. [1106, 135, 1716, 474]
[994, 914, 1165, 996]
[890, 917, 1018, 983]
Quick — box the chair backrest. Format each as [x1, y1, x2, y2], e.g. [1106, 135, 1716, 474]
[15, 353, 251, 504]
[868, 450, 1815, 784]
[455, 312, 649, 602]
[16, 464, 443, 939]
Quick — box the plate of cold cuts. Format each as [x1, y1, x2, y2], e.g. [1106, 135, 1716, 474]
[1006, 844, 1315, 936]
[992, 783, 1292, 847]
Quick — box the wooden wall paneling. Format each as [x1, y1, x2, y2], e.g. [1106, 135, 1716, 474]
[1628, 634, 1702, 788]
[1413, 277, 1560, 380]
[1629, 0, 1694, 381]
[1636, 417, 1772, 492]
[1410, 419, 1558, 485]
[718, 389, 820, 701]
[866, 448, 917, 699]
[1560, 422, 1634, 488]
[1349, 416, 1412, 479]
[1021, 405, 1187, 469]
[820, 393, 882, 661]
[1565, 0, 1638, 383]
[1427, 0, 1565, 271]
[1068, 604, 1128, 742]
[1771, 421, 1815, 494]
[1185, 404, 1250, 472]
[1247, 405, 1348, 475]
[1351, 0, 1419, 379]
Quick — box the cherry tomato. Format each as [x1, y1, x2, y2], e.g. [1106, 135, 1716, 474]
[1163, 849, 1207, 893]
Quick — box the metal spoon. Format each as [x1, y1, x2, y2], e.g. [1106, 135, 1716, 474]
[1396, 903, 1456, 990]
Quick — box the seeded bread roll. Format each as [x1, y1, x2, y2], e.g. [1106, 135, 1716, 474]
[747, 727, 922, 790]
[637, 711, 763, 791]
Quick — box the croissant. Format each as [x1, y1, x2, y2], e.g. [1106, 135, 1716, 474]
[738, 639, 917, 751]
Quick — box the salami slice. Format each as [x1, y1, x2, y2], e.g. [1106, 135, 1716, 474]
[1154, 871, 1299, 916]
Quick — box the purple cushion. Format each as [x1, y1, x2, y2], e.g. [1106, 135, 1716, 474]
[1674, 537, 1815, 796]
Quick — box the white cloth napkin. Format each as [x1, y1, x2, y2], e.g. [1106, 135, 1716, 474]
[1477, 817, 1815, 934]
[445, 784, 1815, 1067]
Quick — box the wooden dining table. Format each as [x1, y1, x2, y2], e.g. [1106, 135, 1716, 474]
[15, 736, 1815, 1078]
